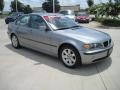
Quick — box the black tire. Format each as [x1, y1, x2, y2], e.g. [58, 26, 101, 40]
[11, 34, 21, 49]
[5, 19, 9, 24]
[87, 20, 89, 23]
[59, 45, 81, 68]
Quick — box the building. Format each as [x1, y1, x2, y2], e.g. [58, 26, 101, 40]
[32, 7, 43, 13]
[60, 4, 80, 12]
[32, 4, 80, 13]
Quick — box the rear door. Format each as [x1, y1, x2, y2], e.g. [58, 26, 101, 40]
[15, 15, 32, 46]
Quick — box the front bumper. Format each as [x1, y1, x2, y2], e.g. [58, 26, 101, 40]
[80, 44, 113, 64]
[76, 19, 89, 22]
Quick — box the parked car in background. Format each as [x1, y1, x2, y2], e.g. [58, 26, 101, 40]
[75, 12, 90, 23]
[5, 12, 24, 24]
[60, 10, 75, 20]
[7, 13, 113, 68]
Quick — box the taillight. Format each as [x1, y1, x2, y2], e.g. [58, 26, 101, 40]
[43, 16, 49, 21]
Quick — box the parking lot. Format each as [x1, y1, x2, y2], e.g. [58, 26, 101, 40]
[0, 19, 120, 90]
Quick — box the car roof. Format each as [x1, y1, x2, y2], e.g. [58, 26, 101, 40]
[29, 13, 63, 17]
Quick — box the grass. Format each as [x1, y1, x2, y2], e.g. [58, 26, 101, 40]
[0, 14, 9, 19]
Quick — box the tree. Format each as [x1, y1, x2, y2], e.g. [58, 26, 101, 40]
[10, 0, 24, 12]
[10, 0, 33, 14]
[0, 0, 4, 14]
[87, 0, 94, 7]
[92, 1, 120, 18]
[24, 5, 32, 14]
[114, 0, 120, 3]
[42, 0, 60, 13]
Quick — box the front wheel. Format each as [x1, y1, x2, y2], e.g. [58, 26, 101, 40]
[60, 45, 81, 68]
[11, 34, 20, 48]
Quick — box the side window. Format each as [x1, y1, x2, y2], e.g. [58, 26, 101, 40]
[16, 15, 30, 26]
[30, 15, 47, 30]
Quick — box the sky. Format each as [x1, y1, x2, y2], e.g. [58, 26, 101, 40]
[4, 0, 109, 11]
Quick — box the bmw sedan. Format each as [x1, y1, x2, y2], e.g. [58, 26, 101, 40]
[7, 13, 113, 68]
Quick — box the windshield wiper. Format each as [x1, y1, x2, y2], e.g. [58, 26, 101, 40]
[70, 25, 80, 28]
[55, 26, 80, 30]
[56, 27, 70, 30]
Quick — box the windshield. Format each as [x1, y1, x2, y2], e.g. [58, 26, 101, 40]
[78, 14, 88, 16]
[77, 12, 89, 16]
[43, 16, 79, 30]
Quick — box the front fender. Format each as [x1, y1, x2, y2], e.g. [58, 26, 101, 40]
[58, 39, 84, 52]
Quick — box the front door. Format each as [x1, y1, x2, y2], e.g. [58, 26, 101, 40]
[29, 15, 55, 53]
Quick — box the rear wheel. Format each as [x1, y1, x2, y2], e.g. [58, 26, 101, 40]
[11, 34, 20, 48]
[59, 45, 81, 68]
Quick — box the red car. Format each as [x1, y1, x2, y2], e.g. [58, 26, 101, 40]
[75, 13, 90, 23]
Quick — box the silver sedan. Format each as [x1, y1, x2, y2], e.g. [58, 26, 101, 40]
[7, 13, 113, 68]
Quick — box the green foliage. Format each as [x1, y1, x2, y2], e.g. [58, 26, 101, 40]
[42, 0, 60, 13]
[88, 6, 97, 14]
[102, 19, 120, 27]
[0, 0, 4, 13]
[88, 0, 120, 17]
[23, 5, 32, 14]
[87, 0, 94, 7]
[96, 18, 120, 27]
[10, 0, 24, 12]
[0, 14, 9, 19]
[87, 0, 120, 27]
[10, 0, 32, 14]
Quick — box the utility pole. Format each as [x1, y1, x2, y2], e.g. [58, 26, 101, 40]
[53, 0, 55, 13]
[16, 0, 18, 12]
[99, 0, 102, 3]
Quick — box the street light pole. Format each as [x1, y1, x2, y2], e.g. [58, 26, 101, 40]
[16, 0, 18, 12]
[53, 0, 55, 13]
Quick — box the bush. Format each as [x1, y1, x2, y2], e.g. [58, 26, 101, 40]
[102, 19, 120, 27]
[95, 17, 104, 22]
[96, 18, 120, 27]
[0, 14, 9, 19]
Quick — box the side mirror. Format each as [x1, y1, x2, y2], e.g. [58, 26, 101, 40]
[45, 27, 50, 32]
[39, 25, 50, 32]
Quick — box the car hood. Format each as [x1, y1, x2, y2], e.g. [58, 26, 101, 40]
[55, 27, 110, 43]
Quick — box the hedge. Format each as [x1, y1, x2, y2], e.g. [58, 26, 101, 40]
[96, 18, 120, 27]
[102, 19, 120, 27]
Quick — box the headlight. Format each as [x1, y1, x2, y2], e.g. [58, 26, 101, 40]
[83, 44, 91, 49]
[83, 43, 103, 49]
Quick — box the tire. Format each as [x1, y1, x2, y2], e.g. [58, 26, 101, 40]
[59, 45, 81, 68]
[87, 20, 89, 23]
[5, 19, 9, 24]
[11, 34, 20, 49]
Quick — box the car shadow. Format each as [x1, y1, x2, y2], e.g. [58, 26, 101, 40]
[5, 44, 112, 76]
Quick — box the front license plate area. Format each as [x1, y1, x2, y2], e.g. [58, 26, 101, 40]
[107, 48, 113, 56]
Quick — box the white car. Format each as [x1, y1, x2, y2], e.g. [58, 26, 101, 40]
[60, 10, 75, 20]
